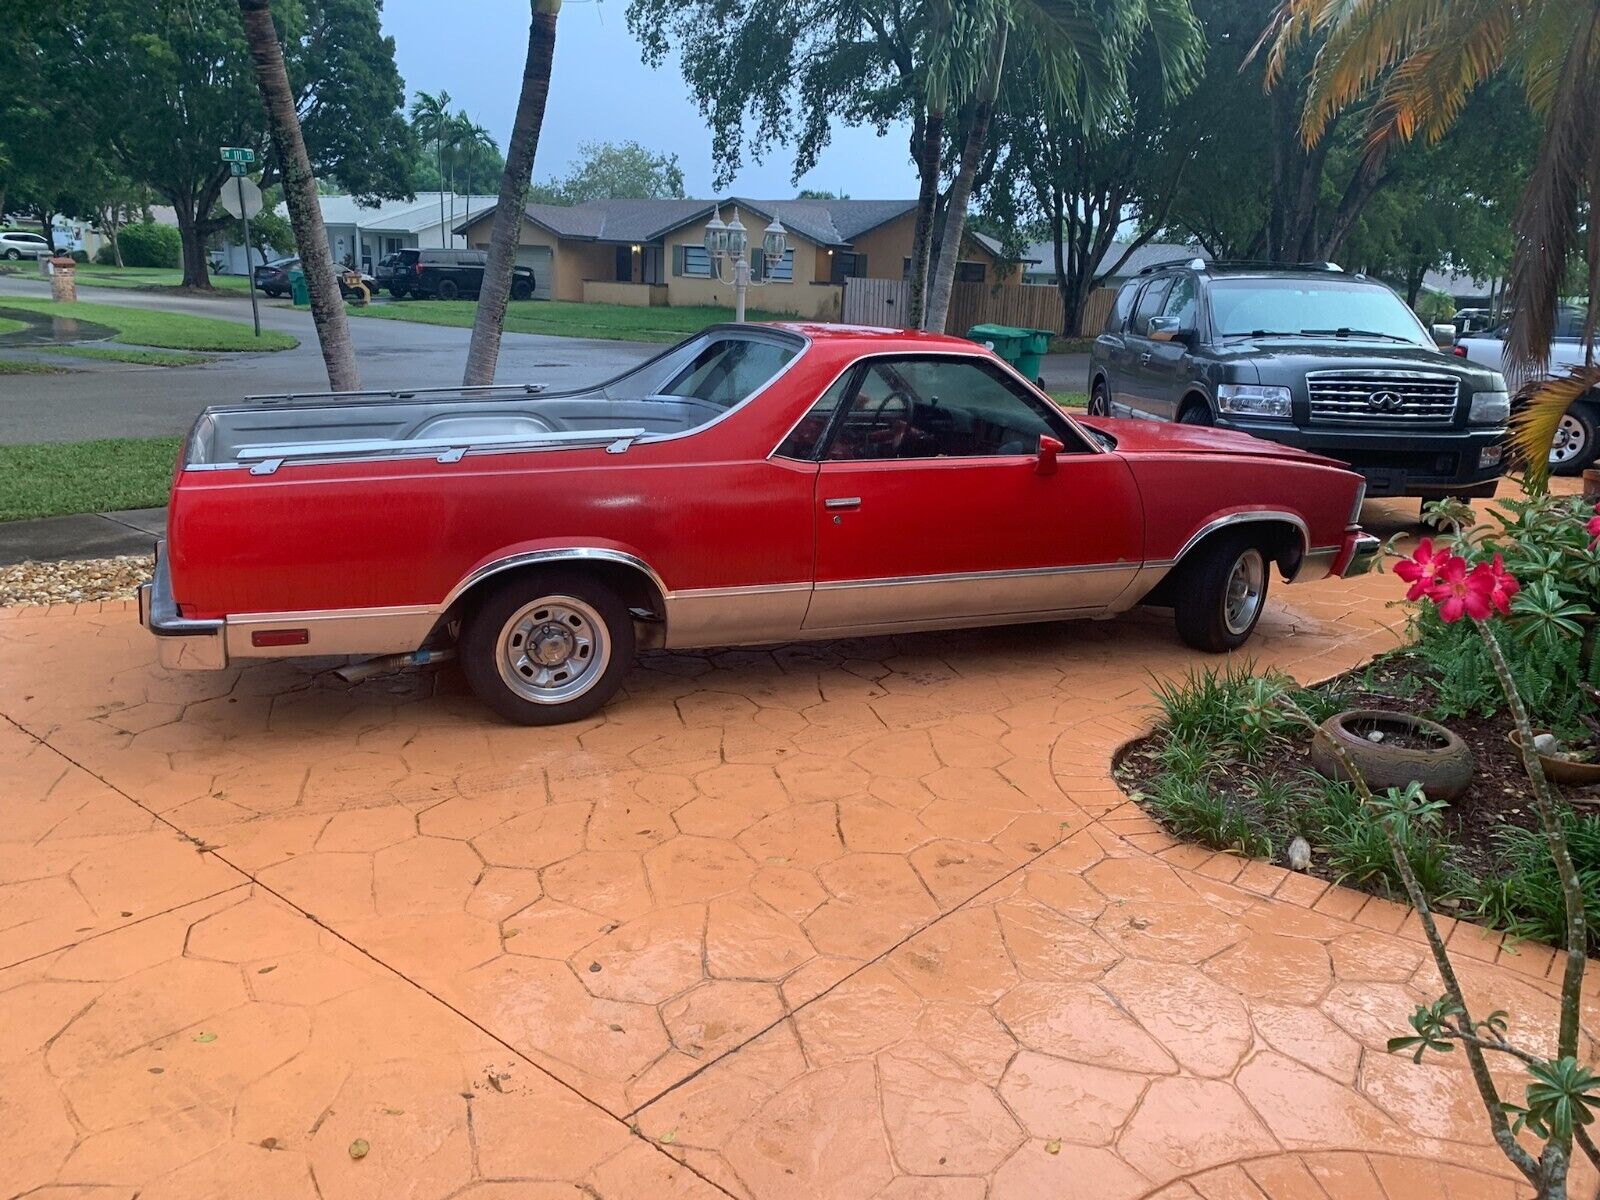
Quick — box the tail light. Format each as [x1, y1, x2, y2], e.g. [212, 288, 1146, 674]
[415, 261, 424, 275]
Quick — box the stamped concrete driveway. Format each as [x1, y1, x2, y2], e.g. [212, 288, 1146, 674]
[1, 495, 1596, 1200]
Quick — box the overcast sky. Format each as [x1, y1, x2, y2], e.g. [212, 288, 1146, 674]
[380, 0, 920, 199]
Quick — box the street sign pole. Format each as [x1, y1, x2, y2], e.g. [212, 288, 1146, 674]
[238, 173, 261, 338]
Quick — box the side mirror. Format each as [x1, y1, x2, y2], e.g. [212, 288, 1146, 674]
[1036, 434, 1063, 476]
[1431, 323, 1457, 349]
[1147, 315, 1193, 345]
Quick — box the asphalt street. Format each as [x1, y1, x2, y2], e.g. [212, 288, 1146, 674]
[0, 277, 659, 444]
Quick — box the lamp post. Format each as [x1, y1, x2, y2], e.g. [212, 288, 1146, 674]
[703, 205, 788, 322]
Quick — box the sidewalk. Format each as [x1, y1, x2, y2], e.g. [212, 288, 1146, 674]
[0, 506, 164, 565]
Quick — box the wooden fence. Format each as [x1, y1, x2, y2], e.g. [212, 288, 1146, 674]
[842, 277, 1115, 338]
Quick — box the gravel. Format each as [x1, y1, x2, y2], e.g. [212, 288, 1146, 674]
[0, 554, 151, 606]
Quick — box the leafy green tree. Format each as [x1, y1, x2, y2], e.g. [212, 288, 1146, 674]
[18, 0, 414, 288]
[529, 140, 687, 205]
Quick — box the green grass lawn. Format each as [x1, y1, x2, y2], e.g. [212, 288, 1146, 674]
[0, 298, 295, 352]
[69, 265, 252, 293]
[351, 298, 796, 344]
[0, 437, 181, 522]
[0, 359, 69, 376]
[1050, 390, 1088, 409]
[0, 316, 26, 336]
[41, 345, 215, 367]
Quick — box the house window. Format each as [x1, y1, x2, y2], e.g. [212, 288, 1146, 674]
[679, 244, 712, 278]
[956, 261, 987, 284]
[830, 251, 867, 284]
[755, 248, 794, 283]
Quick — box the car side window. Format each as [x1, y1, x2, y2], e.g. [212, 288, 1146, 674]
[1108, 281, 1139, 333]
[1161, 274, 1198, 328]
[824, 356, 1076, 462]
[775, 371, 855, 459]
[1131, 279, 1172, 337]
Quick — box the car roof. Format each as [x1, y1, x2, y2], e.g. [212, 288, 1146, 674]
[761, 322, 978, 350]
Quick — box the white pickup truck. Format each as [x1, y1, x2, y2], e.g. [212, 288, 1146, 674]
[1455, 306, 1596, 474]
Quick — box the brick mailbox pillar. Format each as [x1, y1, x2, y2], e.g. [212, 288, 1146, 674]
[48, 256, 78, 302]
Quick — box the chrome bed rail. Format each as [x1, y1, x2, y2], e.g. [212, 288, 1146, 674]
[241, 383, 548, 406]
[234, 427, 651, 474]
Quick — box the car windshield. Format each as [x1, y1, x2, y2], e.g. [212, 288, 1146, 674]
[1208, 278, 1431, 345]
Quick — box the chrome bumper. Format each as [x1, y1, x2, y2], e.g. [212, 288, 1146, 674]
[138, 542, 228, 669]
[1341, 533, 1382, 578]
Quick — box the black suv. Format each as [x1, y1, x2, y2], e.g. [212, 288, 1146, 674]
[391, 248, 536, 302]
[1088, 262, 1510, 499]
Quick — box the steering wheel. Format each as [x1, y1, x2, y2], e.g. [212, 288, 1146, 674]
[861, 389, 914, 457]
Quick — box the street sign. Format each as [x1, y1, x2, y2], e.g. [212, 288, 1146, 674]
[220, 176, 263, 220]
[229, 161, 248, 177]
[219, 147, 256, 163]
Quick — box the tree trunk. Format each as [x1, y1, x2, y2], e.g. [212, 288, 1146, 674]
[106, 204, 125, 267]
[1051, 189, 1074, 335]
[463, 0, 561, 387]
[907, 104, 944, 330]
[238, 0, 360, 390]
[924, 24, 1008, 333]
[175, 207, 214, 289]
[37, 209, 55, 252]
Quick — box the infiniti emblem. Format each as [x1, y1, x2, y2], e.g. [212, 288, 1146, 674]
[1368, 389, 1404, 412]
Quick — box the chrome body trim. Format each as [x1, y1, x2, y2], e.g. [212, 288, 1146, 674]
[232, 428, 650, 465]
[662, 582, 812, 649]
[1170, 510, 1309, 566]
[441, 548, 671, 613]
[1293, 545, 1344, 581]
[1342, 533, 1382, 578]
[138, 542, 229, 670]
[802, 562, 1139, 632]
[224, 605, 439, 659]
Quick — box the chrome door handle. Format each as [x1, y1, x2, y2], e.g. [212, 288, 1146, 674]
[1140, 352, 1153, 366]
[824, 497, 861, 511]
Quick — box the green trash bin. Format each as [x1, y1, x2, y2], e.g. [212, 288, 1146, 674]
[288, 268, 310, 307]
[1017, 328, 1053, 384]
[966, 323, 1027, 369]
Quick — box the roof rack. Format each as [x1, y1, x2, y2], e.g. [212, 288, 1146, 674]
[1140, 258, 1344, 275]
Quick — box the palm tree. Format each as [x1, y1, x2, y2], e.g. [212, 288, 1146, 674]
[919, 0, 1204, 332]
[457, 118, 496, 235]
[410, 89, 453, 247]
[236, 0, 359, 390]
[1260, 0, 1600, 488]
[464, 1, 561, 386]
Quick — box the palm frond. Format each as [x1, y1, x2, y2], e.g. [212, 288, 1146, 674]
[1510, 366, 1600, 491]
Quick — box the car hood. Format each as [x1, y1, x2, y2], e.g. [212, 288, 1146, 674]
[1078, 416, 1345, 467]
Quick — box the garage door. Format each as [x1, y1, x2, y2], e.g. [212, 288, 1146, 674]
[514, 246, 553, 301]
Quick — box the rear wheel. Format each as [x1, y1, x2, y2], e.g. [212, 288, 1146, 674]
[438, 278, 460, 300]
[1088, 379, 1111, 416]
[459, 571, 634, 725]
[389, 284, 409, 299]
[1550, 404, 1599, 476]
[1173, 532, 1270, 652]
[510, 278, 533, 301]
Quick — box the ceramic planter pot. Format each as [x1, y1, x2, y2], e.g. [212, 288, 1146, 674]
[1309, 709, 1475, 802]
[1509, 730, 1600, 789]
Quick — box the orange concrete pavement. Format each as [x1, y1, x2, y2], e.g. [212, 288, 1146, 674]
[1, 495, 1595, 1199]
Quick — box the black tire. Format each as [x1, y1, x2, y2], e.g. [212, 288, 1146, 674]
[1088, 379, 1111, 417]
[437, 278, 459, 301]
[1550, 402, 1600, 476]
[389, 285, 409, 299]
[1172, 531, 1270, 653]
[1177, 399, 1214, 426]
[263, 287, 282, 298]
[510, 278, 533, 301]
[459, 570, 635, 725]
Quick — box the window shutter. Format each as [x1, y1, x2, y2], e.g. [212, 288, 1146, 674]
[751, 247, 765, 281]
[672, 244, 684, 277]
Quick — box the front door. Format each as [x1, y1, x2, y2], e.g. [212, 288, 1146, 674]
[797, 355, 1145, 633]
[1117, 277, 1172, 417]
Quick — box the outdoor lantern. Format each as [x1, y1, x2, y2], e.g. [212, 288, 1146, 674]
[725, 208, 748, 261]
[762, 215, 788, 265]
[704, 209, 727, 260]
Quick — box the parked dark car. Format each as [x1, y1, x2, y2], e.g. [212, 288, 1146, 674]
[1087, 261, 1511, 501]
[254, 256, 298, 298]
[374, 252, 405, 291]
[389, 248, 536, 301]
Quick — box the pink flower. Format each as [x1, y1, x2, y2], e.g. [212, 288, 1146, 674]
[1429, 555, 1494, 623]
[1394, 538, 1451, 601]
[1478, 553, 1520, 616]
[1587, 502, 1600, 547]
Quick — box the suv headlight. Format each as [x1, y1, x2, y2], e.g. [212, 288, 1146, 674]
[1216, 384, 1292, 419]
[1469, 390, 1510, 425]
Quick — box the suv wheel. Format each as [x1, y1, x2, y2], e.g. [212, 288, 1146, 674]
[389, 284, 409, 300]
[510, 278, 533, 301]
[1173, 532, 1270, 652]
[1550, 405, 1599, 476]
[1088, 380, 1111, 416]
[459, 570, 634, 725]
[1177, 400, 1214, 426]
[438, 278, 459, 300]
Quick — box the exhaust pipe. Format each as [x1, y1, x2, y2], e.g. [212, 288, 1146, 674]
[334, 647, 455, 685]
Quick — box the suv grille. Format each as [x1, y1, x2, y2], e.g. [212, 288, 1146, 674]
[1305, 372, 1460, 425]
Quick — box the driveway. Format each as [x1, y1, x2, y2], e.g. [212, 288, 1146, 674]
[0, 494, 1590, 1199]
[0, 277, 657, 444]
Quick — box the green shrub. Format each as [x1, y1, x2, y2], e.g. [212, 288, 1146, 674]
[1145, 771, 1273, 857]
[1306, 776, 1465, 901]
[1473, 811, 1600, 952]
[1149, 662, 1298, 763]
[116, 221, 181, 268]
[93, 243, 118, 265]
[70, 249, 88, 263]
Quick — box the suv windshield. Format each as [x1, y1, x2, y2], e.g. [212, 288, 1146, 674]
[1208, 278, 1430, 345]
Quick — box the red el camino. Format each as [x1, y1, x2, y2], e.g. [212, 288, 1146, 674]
[140, 323, 1378, 724]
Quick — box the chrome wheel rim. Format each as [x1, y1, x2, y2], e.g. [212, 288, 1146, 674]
[1224, 549, 1266, 635]
[1550, 414, 1587, 465]
[495, 595, 610, 704]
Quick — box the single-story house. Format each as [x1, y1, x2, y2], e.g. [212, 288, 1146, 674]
[453, 197, 1021, 318]
[214, 191, 496, 275]
[1421, 268, 1501, 309]
[1021, 239, 1209, 287]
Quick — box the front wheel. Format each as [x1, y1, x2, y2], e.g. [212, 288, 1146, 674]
[1173, 533, 1270, 652]
[3, 249, 19, 260]
[510, 278, 533, 301]
[1088, 380, 1111, 417]
[389, 285, 409, 299]
[459, 571, 634, 725]
[1177, 401, 1214, 426]
[1550, 405, 1600, 476]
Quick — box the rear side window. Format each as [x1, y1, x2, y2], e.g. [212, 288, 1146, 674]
[1132, 279, 1172, 335]
[1107, 282, 1139, 332]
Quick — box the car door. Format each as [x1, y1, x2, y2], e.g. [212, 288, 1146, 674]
[1095, 280, 1141, 410]
[798, 354, 1145, 633]
[1139, 272, 1200, 421]
[1117, 277, 1172, 417]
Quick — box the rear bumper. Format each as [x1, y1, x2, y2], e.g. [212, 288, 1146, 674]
[1334, 531, 1382, 578]
[1217, 419, 1506, 497]
[138, 542, 228, 670]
